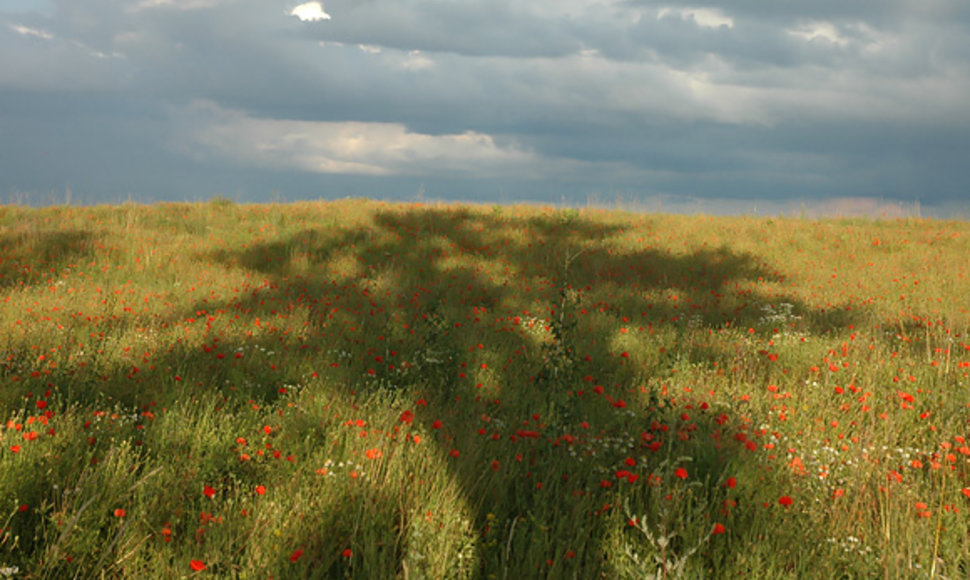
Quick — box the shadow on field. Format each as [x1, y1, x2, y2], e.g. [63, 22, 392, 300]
[199, 206, 858, 362]
[0, 228, 93, 289]
[148, 206, 866, 575]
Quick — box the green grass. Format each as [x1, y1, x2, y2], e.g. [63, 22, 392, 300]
[1, 199, 969, 578]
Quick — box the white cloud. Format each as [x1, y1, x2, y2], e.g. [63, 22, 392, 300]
[8, 23, 54, 39]
[401, 50, 434, 71]
[128, 0, 225, 11]
[657, 7, 733, 29]
[180, 102, 536, 177]
[786, 21, 850, 47]
[290, 2, 330, 22]
[354, 43, 434, 70]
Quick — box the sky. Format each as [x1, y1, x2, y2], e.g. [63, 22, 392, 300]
[1, 0, 968, 216]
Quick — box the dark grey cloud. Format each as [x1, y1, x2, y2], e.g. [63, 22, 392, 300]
[298, 0, 585, 58]
[1, 0, 968, 212]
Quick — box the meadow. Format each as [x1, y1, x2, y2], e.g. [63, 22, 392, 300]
[0, 199, 968, 579]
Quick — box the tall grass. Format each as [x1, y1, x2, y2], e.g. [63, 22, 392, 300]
[1, 199, 968, 578]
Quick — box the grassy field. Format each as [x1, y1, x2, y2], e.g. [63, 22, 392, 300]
[1, 199, 968, 578]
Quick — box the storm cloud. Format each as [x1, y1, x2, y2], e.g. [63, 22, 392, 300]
[1, 0, 968, 213]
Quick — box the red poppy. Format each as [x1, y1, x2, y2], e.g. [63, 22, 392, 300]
[778, 496, 793, 507]
[290, 549, 304, 562]
[203, 485, 216, 499]
[674, 467, 688, 479]
[189, 560, 206, 571]
[113, 508, 126, 518]
[255, 485, 266, 495]
[342, 548, 353, 558]
[725, 476, 736, 489]
[712, 523, 726, 535]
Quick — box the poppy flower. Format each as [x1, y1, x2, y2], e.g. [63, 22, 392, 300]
[255, 485, 266, 495]
[189, 560, 206, 571]
[712, 523, 726, 535]
[290, 549, 304, 562]
[203, 485, 216, 499]
[778, 496, 793, 507]
[674, 467, 688, 479]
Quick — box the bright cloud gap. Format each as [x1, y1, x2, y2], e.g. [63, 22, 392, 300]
[290, 2, 331, 22]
